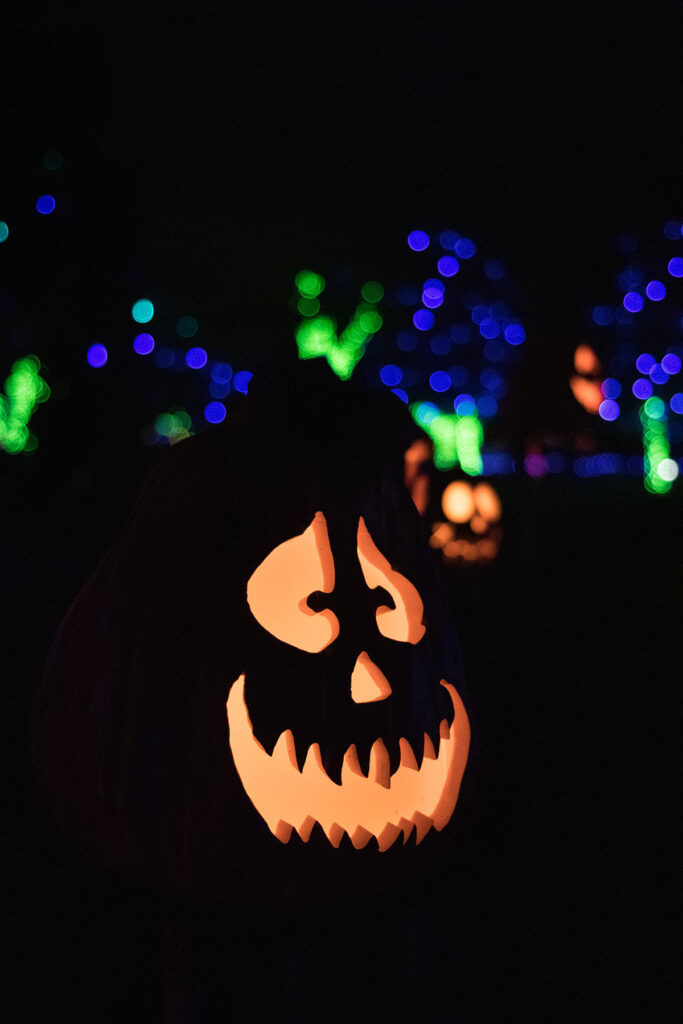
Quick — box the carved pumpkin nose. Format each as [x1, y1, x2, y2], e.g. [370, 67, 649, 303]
[350, 651, 392, 704]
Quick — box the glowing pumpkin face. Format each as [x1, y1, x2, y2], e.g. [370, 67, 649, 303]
[430, 480, 503, 564]
[226, 510, 470, 851]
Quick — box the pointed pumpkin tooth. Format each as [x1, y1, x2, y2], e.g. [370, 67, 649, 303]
[368, 738, 391, 789]
[341, 743, 362, 782]
[295, 815, 316, 843]
[273, 820, 293, 843]
[412, 810, 434, 845]
[302, 742, 325, 778]
[439, 718, 450, 740]
[399, 737, 418, 771]
[325, 822, 344, 848]
[349, 825, 373, 850]
[423, 732, 437, 760]
[271, 728, 299, 771]
[397, 817, 414, 844]
[376, 821, 402, 852]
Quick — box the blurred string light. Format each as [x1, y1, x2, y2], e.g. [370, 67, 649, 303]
[293, 270, 384, 380]
[577, 217, 683, 493]
[0, 355, 50, 454]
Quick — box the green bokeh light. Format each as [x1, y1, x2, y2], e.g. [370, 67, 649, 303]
[361, 281, 384, 304]
[132, 298, 155, 324]
[295, 270, 325, 299]
[176, 315, 198, 338]
[410, 404, 483, 474]
[293, 270, 385, 380]
[0, 221, 9, 244]
[0, 356, 50, 455]
[297, 296, 320, 317]
[640, 404, 672, 494]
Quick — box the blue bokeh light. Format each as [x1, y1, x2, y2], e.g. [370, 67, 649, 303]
[439, 230, 459, 250]
[636, 352, 656, 374]
[430, 334, 451, 355]
[380, 364, 402, 386]
[429, 370, 451, 393]
[233, 370, 253, 394]
[211, 362, 233, 383]
[670, 393, 683, 414]
[667, 257, 683, 278]
[454, 393, 475, 415]
[471, 304, 488, 325]
[454, 237, 476, 259]
[601, 377, 621, 399]
[649, 363, 669, 385]
[413, 309, 434, 331]
[623, 291, 644, 312]
[407, 230, 430, 251]
[662, 353, 682, 375]
[592, 305, 613, 326]
[663, 220, 682, 240]
[391, 388, 409, 403]
[632, 378, 653, 399]
[598, 399, 620, 421]
[503, 323, 525, 345]
[437, 256, 459, 277]
[484, 259, 505, 280]
[645, 280, 666, 301]
[133, 332, 155, 355]
[36, 194, 56, 215]
[204, 401, 227, 424]
[210, 380, 231, 398]
[479, 318, 501, 340]
[86, 344, 107, 367]
[484, 339, 505, 361]
[396, 330, 418, 351]
[422, 291, 444, 309]
[185, 346, 208, 369]
[477, 395, 498, 417]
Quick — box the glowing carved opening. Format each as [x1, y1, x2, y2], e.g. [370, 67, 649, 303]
[356, 517, 425, 645]
[350, 651, 392, 704]
[226, 675, 470, 850]
[246, 511, 339, 654]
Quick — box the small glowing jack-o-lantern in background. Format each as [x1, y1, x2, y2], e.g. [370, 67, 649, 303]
[429, 479, 502, 564]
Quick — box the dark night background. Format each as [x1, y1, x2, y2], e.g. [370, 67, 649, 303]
[2, 2, 681, 1021]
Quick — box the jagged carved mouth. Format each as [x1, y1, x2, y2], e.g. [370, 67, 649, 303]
[226, 675, 470, 851]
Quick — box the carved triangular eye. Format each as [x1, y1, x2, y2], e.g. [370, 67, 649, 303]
[246, 511, 340, 653]
[356, 517, 425, 644]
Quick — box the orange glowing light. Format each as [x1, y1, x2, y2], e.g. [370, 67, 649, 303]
[570, 375, 603, 414]
[356, 516, 425, 644]
[441, 481, 476, 523]
[226, 674, 470, 850]
[247, 511, 339, 653]
[574, 344, 602, 375]
[472, 482, 501, 523]
[404, 438, 432, 515]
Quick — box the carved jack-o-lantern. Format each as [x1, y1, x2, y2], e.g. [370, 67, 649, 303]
[227, 511, 469, 851]
[430, 479, 502, 564]
[32, 367, 470, 899]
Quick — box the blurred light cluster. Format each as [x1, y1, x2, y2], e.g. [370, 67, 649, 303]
[371, 228, 526, 474]
[293, 270, 384, 380]
[0, 356, 50, 454]
[577, 219, 683, 493]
